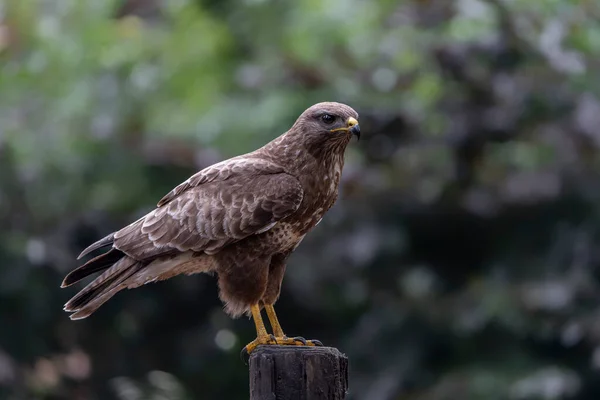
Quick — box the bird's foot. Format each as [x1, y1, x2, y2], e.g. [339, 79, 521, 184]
[243, 334, 277, 354]
[243, 335, 323, 354]
[241, 334, 277, 363]
[240, 335, 324, 364]
[271, 336, 324, 347]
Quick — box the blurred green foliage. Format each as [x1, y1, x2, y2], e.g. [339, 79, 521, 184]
[2, 0, 600, 399]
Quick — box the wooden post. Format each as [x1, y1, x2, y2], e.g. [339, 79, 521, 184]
[249, 346, 349, 400]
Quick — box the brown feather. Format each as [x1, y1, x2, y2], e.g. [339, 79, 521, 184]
[156, 158, 286, 207]
[61, 248, 123, 287]
[77, 232, 115, 259]
[64, 256, 140, 313]
[62, 102, 360, 320]
[68, 259, 142, 320]
[112, 173, 303, 261]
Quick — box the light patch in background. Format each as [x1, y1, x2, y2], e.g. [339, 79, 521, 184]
[59, 349, 91, 381]
[236, 64, 264, 89]
[539, 19, 585, 74]
[456, 0, 491, 19]
[399, 266, 437, 300]
[510, 367, 580, 400]
[560, 322, 583, 348]
[112, 371, 186, 400]
[26, 238, 46, 266]
[0, 24, 8, 52]
[148, 370, 185, 397]
[520, 281, 573, 312]
[591, 347, 600, 370]
[371, 67, 398, 93]
[0, 349, 15, 385]
[215, 329, 237, 351]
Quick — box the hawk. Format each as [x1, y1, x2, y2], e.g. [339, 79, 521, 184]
[62, 102, 360, 353]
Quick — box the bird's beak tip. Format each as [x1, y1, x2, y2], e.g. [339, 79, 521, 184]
[349, 124, 361, 141]
[347, 117, 360, 141]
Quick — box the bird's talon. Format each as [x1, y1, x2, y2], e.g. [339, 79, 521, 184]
[241, 334, 324, 361]
[266, 336, 323, 347]
[292, 336, 307, 345]
[240, 347, 250, 365]
[242, 333, 278, 361]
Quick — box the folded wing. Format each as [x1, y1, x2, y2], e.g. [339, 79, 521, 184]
[114, 172, 303, 260]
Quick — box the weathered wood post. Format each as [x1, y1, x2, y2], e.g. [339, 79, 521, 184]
[249, 346, 349, 400]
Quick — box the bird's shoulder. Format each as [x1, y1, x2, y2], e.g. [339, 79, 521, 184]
[157, 154, 288, 207]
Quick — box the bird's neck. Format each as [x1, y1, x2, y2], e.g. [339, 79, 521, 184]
[259, 131, 348, 179]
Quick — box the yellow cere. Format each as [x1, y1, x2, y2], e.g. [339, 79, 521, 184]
[330, 117, 359, 133]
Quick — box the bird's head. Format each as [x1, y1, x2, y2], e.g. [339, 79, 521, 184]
[291, 102, 360, 150]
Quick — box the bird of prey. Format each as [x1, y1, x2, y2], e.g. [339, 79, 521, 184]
[62, 102, 360, 354]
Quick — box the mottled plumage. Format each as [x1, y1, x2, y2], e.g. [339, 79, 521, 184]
[62, 102, 360, 350]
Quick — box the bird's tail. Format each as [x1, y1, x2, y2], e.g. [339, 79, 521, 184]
[62, 249, 143, 320]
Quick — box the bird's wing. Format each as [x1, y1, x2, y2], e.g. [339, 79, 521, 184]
[112, 172, 303, 260]
[157, 157, 285, 207]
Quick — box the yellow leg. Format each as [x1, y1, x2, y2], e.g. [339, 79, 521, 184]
[243, 304, 325, 356]
[264, 304, 324, 348]
[243, 304, 276, 354]
[251, 304, 269, 338]
[265, 304, 285, 337]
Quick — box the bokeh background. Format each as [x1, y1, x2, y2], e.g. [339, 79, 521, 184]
[2, 0, 600, 399]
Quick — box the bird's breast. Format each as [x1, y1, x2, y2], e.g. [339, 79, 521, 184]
[262, 221, 306, 253]
[278, 153, 345, 239]
[290, 179, 340, 235]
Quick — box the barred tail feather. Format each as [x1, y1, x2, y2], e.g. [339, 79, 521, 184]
[64, 256, 142, 320]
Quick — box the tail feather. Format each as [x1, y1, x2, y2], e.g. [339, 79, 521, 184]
[68, 264, 142, 320]
[64, 256, 141, 320]
[61, 249, 123, 288]
[77, 232, 115, 260]
[64, 272, 119, 311]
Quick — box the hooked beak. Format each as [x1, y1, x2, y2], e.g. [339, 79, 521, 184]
[347, 117, 360, 141]
[329, 117, 361, 141]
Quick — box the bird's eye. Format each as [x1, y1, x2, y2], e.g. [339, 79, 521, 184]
[321, 114, 335, 124]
